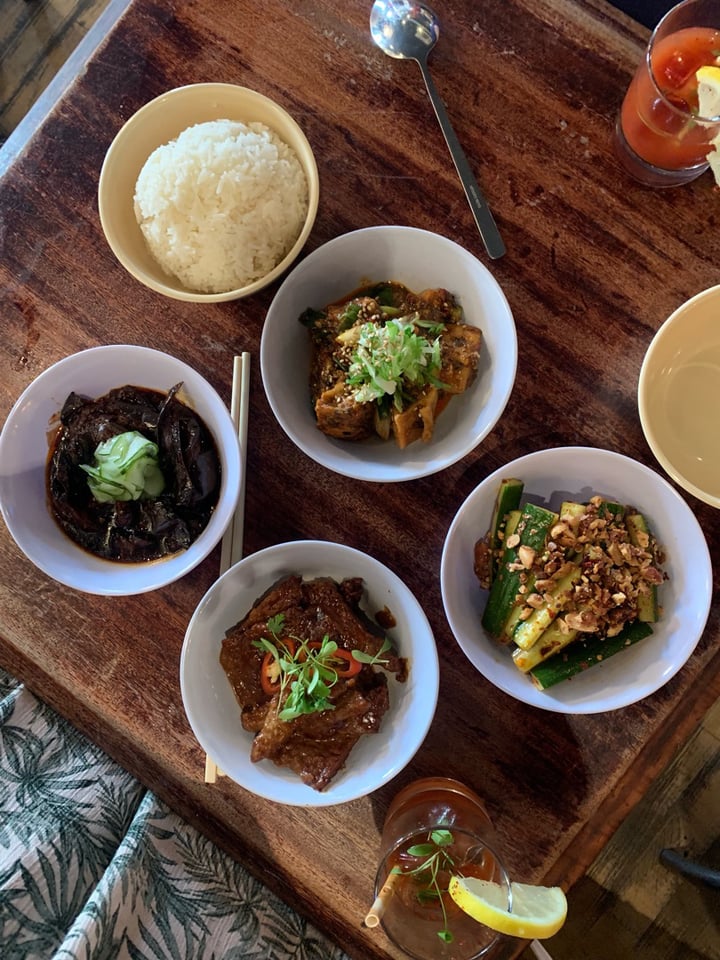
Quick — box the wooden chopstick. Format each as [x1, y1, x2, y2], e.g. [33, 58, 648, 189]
[205, 352, 251, 784]
[229, 352, 251, 566]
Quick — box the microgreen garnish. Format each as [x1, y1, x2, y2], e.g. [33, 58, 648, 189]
[352, 637, 392, 665]
[393, 829, 456, 943]
[251, 615, 392, 722]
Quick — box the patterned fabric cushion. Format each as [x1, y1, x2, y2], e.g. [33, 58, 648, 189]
[0, 668, 350, 960]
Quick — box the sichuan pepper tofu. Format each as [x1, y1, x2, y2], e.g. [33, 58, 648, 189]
[300, 282, 482, 449]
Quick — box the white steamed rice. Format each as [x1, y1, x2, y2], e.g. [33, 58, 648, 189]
[134, 119, 309, 294]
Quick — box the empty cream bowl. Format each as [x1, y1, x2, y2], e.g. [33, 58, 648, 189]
[98, 83, 319, 302]
[638, 285, 720, 508]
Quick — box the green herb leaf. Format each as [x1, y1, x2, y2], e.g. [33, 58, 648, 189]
[299, 307, 326, 328]
[352, 637, 392, 665]
[417, 889, 441, 903]
[396, 830, 457, 943]
[338, 302, 362, 330]
[80, 430, 165, 503]
[430, 829, 454, 847]
[407, 843, 437, 857]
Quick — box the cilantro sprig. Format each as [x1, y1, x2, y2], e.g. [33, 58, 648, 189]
[252, 614, 392, 722]
[393, 829, 456, 943]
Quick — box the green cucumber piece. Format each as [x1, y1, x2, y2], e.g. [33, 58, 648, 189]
[511, 564, 582, 651]
[597, 500, 625, 520]
[512, 617, 579, 673]
[529, 619, 654, 690]
[559, 501, 586, 518]
[626, 513, 659, 622]
[501, 571, 536, 641]
[488, 478, 524, 585]
[481, 502, 558, 639]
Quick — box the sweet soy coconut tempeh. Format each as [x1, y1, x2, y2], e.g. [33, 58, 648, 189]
[473, 479, 667, 690]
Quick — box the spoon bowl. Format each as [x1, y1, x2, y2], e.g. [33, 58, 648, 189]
[370, 0, 505, 260]
[370, 1, 439, 60]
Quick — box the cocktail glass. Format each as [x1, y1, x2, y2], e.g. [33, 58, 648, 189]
[368, 778, 511, 960]
[613, 0, 720, 186]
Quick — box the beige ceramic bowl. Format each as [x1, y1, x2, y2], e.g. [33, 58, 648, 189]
[98, 83, 319, 303]
[638, 285, 720, 508]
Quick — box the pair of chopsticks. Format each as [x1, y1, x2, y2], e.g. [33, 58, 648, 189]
[204, 352, 251, 785]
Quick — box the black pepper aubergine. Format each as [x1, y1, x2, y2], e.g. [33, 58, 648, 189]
[47, 383, 221, 562]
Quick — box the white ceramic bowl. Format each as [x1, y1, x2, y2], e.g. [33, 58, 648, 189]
[260, 226, 517, 482]
[98, 83, 319, 302]
[180, 540, 438, 805]
[638, 284, 720, 508]
[0, 345, 241, 595]
[440, 447, 712, 714]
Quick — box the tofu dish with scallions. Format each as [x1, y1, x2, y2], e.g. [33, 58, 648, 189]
[474, 479, 668, 690]
[300, 281, 482, 449]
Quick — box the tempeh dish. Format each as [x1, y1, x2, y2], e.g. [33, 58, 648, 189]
[220, 574, 407, 790]
[300, 281, 482, 449]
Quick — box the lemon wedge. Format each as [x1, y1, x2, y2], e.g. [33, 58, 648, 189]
[700, 66, 720, 185]
[696, 64, 720, 118]
[447, 876, 568, 940]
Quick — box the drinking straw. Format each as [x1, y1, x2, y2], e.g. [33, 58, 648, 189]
[364, 871, 400, 927]
[530, 941, 555, 960]
[204, 352, 251, 784]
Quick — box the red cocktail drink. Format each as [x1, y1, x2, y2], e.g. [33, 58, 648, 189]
[369, 778, 510, 960]
[614, 0, 720, 186]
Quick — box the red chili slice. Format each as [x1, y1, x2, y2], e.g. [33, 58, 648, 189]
[260, 638, 296, 696]
[306, 641, 362, 678]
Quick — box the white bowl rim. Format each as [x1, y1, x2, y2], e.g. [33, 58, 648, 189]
[638, 283, 720, 508]
[180, 538, 439, 805]
[260, 225, 518, 482]
[98, 82, 320, 303]
[0, 344, 241, 595]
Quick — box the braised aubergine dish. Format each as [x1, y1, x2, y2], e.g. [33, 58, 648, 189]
[220, 574, 407, 791]
[47, 384, 221, 562]
[300, 281, 482, 449]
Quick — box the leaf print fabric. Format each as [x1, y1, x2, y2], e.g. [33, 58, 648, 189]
[0, 669, 350, 960]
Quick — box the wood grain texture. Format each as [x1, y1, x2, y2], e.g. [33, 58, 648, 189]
[1, 2, 719, 958]
[519, 698, 720, 959]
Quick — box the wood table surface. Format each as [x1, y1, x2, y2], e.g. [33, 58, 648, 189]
[1, 1, 719, 957]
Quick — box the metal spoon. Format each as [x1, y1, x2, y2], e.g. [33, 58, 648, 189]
[370, 0, 505, 260]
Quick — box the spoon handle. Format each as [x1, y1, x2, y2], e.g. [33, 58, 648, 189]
[418, 61, 505, 260]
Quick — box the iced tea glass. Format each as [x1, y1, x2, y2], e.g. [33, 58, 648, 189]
[371, 778, 510, 960]
[614, 0, 720, 186]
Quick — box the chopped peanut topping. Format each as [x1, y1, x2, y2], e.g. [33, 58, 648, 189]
[477, 494, 666, 639]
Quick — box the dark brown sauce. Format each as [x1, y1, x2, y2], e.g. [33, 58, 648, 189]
[46, 383, 221, 563]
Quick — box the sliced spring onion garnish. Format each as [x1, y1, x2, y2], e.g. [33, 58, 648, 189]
[345, 316, 443, 410]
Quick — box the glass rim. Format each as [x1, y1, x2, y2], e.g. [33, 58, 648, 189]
[646, 0, 720, 123]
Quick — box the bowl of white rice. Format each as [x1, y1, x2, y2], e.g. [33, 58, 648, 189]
[98, 83, 319, 302]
